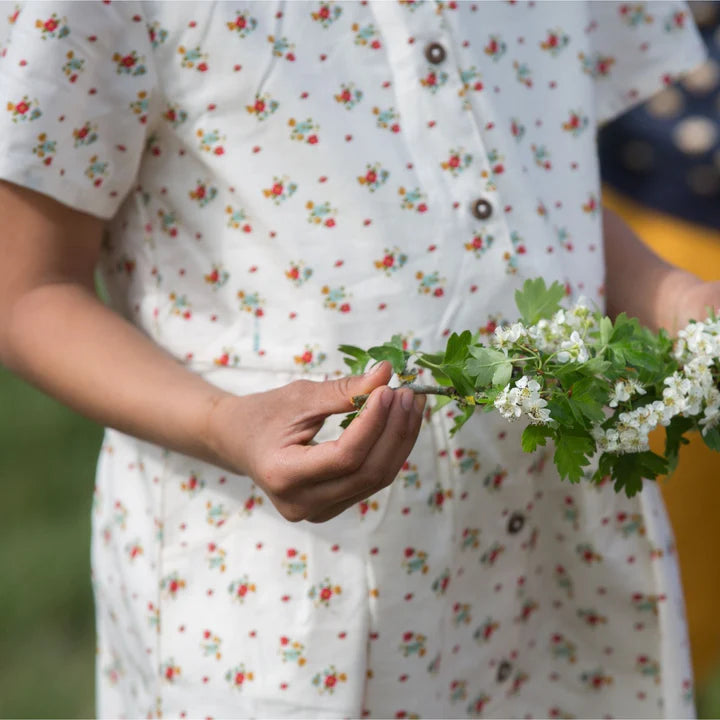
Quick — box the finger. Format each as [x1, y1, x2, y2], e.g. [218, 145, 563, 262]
[305, 360, 393, 417]
[305, 391, 426, 521]
[280, 383, 395, 484]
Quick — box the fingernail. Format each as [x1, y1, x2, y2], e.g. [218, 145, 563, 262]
[367, 361, 385, 376]
[400, 389, 413, 411]
[380, 387, 393, 408]
[414, 395, 425, 413]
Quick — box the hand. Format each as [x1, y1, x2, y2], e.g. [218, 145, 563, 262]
[206, 361, 426, 522]
[673, 277, 720, 333]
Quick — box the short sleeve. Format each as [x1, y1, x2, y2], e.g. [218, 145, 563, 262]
[0, 1, 156, 219]
[586, 1, 708, 125]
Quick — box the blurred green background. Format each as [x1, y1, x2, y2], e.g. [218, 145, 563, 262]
[1, 364, 720, 718]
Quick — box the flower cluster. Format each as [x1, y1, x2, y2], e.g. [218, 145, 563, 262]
[494, 376, 551, 425]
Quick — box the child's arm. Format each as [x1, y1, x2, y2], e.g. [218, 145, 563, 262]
[0, 181, 424, 523]
[603, 206, 720, 333]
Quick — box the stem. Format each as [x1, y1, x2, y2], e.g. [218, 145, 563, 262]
[352, 384, 456, 408]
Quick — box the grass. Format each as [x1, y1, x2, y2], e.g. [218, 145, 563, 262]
[1, 365, 719, 718]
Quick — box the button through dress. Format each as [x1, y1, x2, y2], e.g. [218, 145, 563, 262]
[0, 1, 708, 717]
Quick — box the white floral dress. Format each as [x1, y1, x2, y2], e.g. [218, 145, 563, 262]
[0, 1, 708, 717]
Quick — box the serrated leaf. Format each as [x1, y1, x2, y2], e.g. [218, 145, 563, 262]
[521, 425, 553, 453]
[465, 347, 508, 387]
[702, 426, 720, 453]
[514, 277, 566, 325]
[613, 451, 668, 497]
[492, 360, 513, 387]
[599, 316, 612, 347]
[367, 344, 406, 374]
[449, 404, 475, 437]
[442, 364, 475, 397]
[553, 430, 594, 483]
[444, 330, 472, 365]
[569, 377, 607, 424]
[664, 415, 694, 476]
[340, 411, 358, 429]
[431, 394, 454, 413]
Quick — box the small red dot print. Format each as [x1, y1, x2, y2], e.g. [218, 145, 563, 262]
[179, 625, 185, 632]
[401, 507, 410, 515]
[408, 36, 415, 44]
[319, 54, 327, 61]
[19, 59, 26, 66]
[269, 230, 277, 238]
[234, 64, 242, 72]
[280, 683, 288, 690]
[369, 632, 379, 640]
[406, 162, 413, 170]
[470, 285, 478, 293]
[452, 201, 460, 209]
[404, 593, 413, 601]
[345, 135, 353, 141]
[399, 674, 408, 682]
[319, 175, 327, 183]
[116, 144, 127, 152]
[179, 268, 185, 276]
[382, 80, 391, 88]
[518, 36, 525, 44]
[180, 712, 186, 718]
[338, 631, 347, 639]
[627, 556, 635, 564]
[255, 542, 263, 549]
[206, 589, 214, 596]
[334, 260, 344, 267]
[289, 312, 297, 319]
[634, 622, 644, 631]
[88, 35, 97, 42]
[370, 547, 379, 555]
[252, 146, 261, 153]
[549, 81, 557, 89]
[331, 544, 340, 552]
[202, 676, 209, 684]
[276, 10, 283, 18]
[363, 219, 372, 226]
[485, 122, 494, 130]
[463, 40, 470, 47]
[132, 14, 142, 22]
[179, 522, 187, 530]
[207, 103, 216, 111]
[249, 630, 257, 637]
[249, 265, 258, 273]
[427, 120, 436, 128]
[378, 303, 387, 310]
[188, 20, 197, 27]
[494, 583, 502, 592]
[89, 88, 97, 95]
[428, 244, 437, 252]
[58, 115, 65, 122]
[281, 594, 291, 602]
[570, 162, 579, 170]
[300, 91, 309, 99]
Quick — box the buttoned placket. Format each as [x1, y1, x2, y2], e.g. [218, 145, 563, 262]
[368, 4, 521, 714]
[370, 2, 515, 352]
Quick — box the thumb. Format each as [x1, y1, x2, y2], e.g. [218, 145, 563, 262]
[313, 361, 393, 416]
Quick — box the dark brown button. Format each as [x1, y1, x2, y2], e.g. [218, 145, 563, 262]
[471, 197, 493, 220]
[425, 42, 446, 64]
[496, 660, 513, 683]
[507, 512, 525, 534]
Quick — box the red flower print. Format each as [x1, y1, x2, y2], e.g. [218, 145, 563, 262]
[121, 54, 136, 68]
[15, 101, 29, 115]
[44, 17, 59, 32]
[301, 350, 313, 364]
[325, 674, 336, 687]
[339, 302, 350, 312]
[320, 587, 332, 601]
[272, 182, 284, 195]
[235, 671, 245, 685]
[383, 254, 394, 267]
[319, 5, 330, 19]
[287, 548, 297, 557]
[235, 15, 247, 29]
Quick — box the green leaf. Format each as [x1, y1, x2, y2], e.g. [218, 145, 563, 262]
[599, 316, 612, 348]
[442, 364, 476, 397]
[431, 394, 454, 413]
[613, 451, 668, 497]
[521, 425, 553, 453]
[702, 426, 720, 453]
[449, 404, 475, 436]
[569, 377, 607, 424]
[338, 344, 371, 375]
[367, 344, 406, 374]
[514, 277, 566, 325]
[339, 411, 358, 429]
[492, 360, 513, 388]
[444, 331, 472, 365]
[465, 347, 509, 388]
[553, 430, 594, 483]
[664, 415, 694, 476]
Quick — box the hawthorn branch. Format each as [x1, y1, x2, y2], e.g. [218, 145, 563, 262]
[352, 384, 456, 409]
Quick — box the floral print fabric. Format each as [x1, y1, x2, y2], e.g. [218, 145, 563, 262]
[0, 1, 707, 717]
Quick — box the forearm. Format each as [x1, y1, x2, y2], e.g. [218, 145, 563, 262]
[1, 281, 232, 467]
[602, 206, 701, 333]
